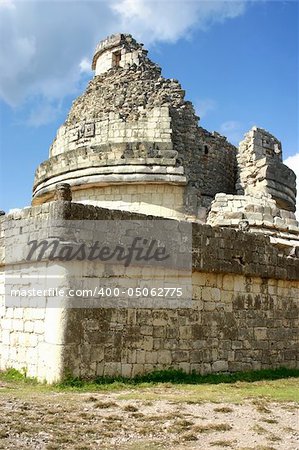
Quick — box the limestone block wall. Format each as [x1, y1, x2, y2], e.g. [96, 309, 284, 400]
[193, 130, 236, 208]
[63, 273, 299, 378]
[49, 107, 173, 158]
[71, 184, 186, 219]
[95, 45, 141, 76]
[33, 142, 182, 200]
[0, 202, 298, 382]
[60, 204, 299, 378]
[92, 33, 148, 76]
[0, 270, 67, 383]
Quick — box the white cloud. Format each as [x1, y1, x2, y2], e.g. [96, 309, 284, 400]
[111, 0, 247, 43]
[0, 0, 248, 124]
[26, 101, 62, 127]
[220, 120, 244, 145]
[0, 0, 15, 10]
[284, 153, 299, 220]
[0, 1, 115, 107]
[79, 58, 92, 74]
[194, 98, 217, 118]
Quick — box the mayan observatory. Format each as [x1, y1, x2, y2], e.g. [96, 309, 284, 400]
[0, 34, 298, 383]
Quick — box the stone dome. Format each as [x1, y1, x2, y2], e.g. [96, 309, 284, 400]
[32, 34, 237, 219]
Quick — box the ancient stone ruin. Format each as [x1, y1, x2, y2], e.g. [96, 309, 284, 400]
[0, 34, 298, 382]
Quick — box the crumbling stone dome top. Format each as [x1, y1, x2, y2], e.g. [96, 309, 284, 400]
[32, 33, 236, 214]
[92, 33, 145, 70]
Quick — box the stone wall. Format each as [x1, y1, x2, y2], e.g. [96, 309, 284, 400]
[63, 272, 299, 378]
[49, 107, 173, 158]
[93, 34, 148, 76]
[71, 184, 186, 219]
[92, 33, 150, 76]
[0, 207, 70, 382]
[0, 201, 298, 382]
[0, 269, 66, 382]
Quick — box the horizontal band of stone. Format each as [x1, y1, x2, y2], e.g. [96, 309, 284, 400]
[32, 171, 187, 204]
[34, 145, 178, 189]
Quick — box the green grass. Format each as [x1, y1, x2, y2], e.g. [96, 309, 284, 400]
[0, 367, 298, 403]
[1, 367, 298, 388]
[0, 368, 37, 383]
[117, 378, 299, 403]
[54, 367, 299, 389]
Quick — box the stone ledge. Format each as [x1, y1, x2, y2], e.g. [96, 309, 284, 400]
[34, 142, 177, 189]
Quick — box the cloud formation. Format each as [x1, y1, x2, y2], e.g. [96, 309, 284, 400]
[194, 98, 217, 118]
[111, 0, 247, 42]
[0, 0, 248, 122]
[220, 120, 245, 145]
[0, 1, 114, 106]
[284, 153, 299, 219]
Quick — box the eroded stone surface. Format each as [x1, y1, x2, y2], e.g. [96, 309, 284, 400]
[236, 127, 296, 211]
[32, 34, 236, 217]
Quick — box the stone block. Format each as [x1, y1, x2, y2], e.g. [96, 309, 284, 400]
[131, 364, 144, 377]
[172, 350, 189, 363]
[254, 327, 268, 340]
[121, 364, 132, 378]
[157, 350, 172, 365]
[178, 362, 191, 373]
[179, 326, 192, 340]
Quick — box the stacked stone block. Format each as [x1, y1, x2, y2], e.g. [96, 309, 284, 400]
[207, 193, 299, 252]
[237, 127, 296, 211]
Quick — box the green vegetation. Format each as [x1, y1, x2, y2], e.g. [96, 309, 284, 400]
[0, 368, 37, 383]
[1, 366, 298, 388]
[58, 366, 299, 388]
[0, 367, 298, 403]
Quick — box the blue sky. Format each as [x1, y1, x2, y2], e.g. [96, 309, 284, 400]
[0, 0, 298, 214]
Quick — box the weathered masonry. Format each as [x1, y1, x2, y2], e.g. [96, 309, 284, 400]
[0, 34, 298, 382]
[0, 202, 298, 382]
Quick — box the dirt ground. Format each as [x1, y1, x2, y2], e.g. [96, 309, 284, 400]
[0, 381, 298, 450]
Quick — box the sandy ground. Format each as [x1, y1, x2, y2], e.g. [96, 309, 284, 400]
[0, 384, 298, 450]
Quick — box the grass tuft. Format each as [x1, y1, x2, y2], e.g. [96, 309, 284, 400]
[193, 423, 232, 433]
[2, 367, 298, 390]
[123, 404, 139, 412]
[214, 406, 234, 413]
[94, 400, 117, 409]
